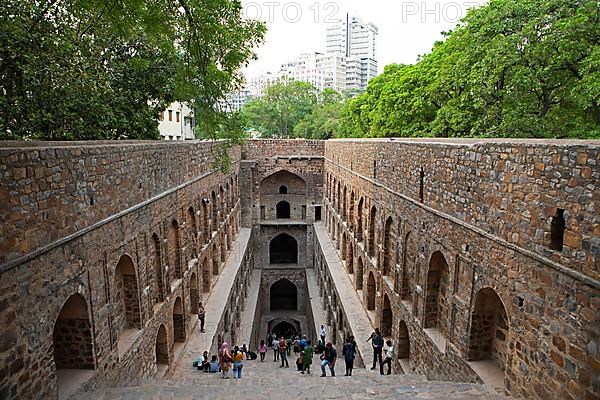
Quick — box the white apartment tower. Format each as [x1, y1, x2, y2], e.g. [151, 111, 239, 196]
[326, 13, 378, 91]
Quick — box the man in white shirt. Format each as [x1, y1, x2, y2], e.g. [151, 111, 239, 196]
[380, 340, 393, 375]
[320, 325, 327, 344]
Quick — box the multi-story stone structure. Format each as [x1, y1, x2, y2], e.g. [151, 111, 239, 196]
[0, 138, 598, 400]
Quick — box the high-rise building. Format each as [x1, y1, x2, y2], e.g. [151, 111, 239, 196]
[228, 12, 378, 106]
[326, 13, 378, 91]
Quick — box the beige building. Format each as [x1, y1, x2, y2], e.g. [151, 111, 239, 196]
[158, 102, 195, 140]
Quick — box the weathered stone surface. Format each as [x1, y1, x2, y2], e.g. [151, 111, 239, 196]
[0, 138, 598, 400]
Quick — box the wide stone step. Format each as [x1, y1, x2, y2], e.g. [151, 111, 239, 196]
[73, 373, 511, 400]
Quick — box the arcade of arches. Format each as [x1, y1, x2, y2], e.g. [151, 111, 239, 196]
[1, 139, 597, 400]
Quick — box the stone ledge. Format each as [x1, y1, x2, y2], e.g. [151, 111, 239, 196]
[313, 222, 376, 368]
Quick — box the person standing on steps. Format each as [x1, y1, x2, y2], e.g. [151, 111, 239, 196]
[342, 337, 356, 376]
[272, 336, 280, 362]
[259, 339, 267, 362]
[320, 325, 327, 344]
[381, 340, 393, 375]
[367, 328, 384, 370]
[302, 340, 314, 374]
[197, 302, 206, 333]
[218, 342, 232, 379]
[232, 345, 244, 379]
[320, 342, 337, 377]
[279, 336, 289, 368]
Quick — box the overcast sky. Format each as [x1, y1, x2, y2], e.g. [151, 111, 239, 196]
[241, 0, 487, 77]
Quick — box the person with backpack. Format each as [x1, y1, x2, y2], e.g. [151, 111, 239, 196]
[299, 335, 307, 351]
[342, 336, 357, 376]
[218, 342, 232, 379]
[367, 329, 384, 370]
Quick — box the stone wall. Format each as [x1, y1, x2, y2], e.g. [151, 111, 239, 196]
[2, 138, 598, 400]
[240, 139, 324, 226]
[0, 141, 241, 400]
[323, 138, 599, 400]
[0, 140, 238, 266]
[53, 319, 95, 369]
[325, 138, 599, 280]
[243, 139, 324, 159]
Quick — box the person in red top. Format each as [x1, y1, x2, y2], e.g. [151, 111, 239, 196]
[279, 336, 289, 368]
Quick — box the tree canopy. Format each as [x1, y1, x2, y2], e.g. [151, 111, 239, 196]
[338, 0, 599, 138]
[241, 79, 319, 138]
[0, 0, 265, 141]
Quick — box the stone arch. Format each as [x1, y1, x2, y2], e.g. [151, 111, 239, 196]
[269, 233, 298, 264]
[220, 233, 226, 262]
[424, 251, 450, 333]
[349, 190, 355, 229]
[211, 191, 217, 232]
[212, 244, 219, 275]
[383, 216, 395, 276]
[115, 255, 141, 330]
[270, 319, 301, 338]
[357, 197, 364, 241]
[260, 170, 307, 195]
[189, 273, 199, 315]
[226, 181, 231, 211]
[168, 219, 182, 280]
[347, 243, 354, 274]
[341, 232, 347, 260]
[332, 319, 337, 344]
[270, 279, 298, 311]
[53, 294, 95, 370]
[381, 293, 393, 338]
[342, 185, 347, 220]
[227, 223, 233, 250]
[401, 232, 413, 301]
[173, 297, 185, 342]
[368, 205, 377, 257]
[276, 200, 291, 219]
[188, 206, 197, 241]
[155, 324, 169, 365]
[279, 185, 288, 194]
[398, 320, 410, 359]
[366, 271, 376, 310]
[468, 288, 509, 372]
[356, 257, 364, 290]
[202, 257, 211, 293]
[202, 199, 209, 243]
[219, 186, 225, 223]
[152, 233, 164, 303]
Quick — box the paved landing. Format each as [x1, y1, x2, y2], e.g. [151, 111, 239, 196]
[73, 350, 511, 400]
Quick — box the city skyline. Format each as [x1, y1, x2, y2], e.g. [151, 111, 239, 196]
[242, 0, 487, 79]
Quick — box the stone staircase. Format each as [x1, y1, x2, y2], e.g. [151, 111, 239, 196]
[72, 353, 512, 400]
